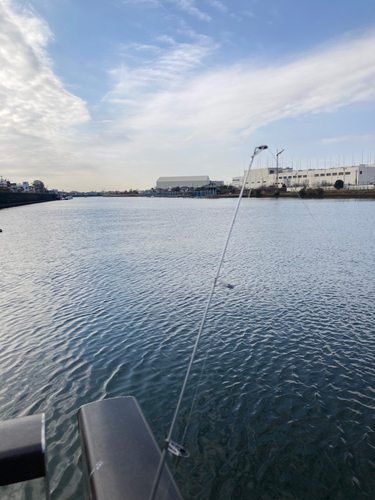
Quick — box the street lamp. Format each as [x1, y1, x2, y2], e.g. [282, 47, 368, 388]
[276, 149, 285, 187]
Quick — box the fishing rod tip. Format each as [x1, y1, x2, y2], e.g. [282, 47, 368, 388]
[253, 145, 268, 155]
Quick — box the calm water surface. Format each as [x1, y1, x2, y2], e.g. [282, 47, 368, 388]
[1, 197, 375, 499]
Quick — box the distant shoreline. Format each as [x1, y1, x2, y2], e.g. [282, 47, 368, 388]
[103, 190, 375, 200]
[218, 190, 375, 199]
[103, 194, 142, 197]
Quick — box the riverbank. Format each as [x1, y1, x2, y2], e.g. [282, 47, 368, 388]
[217, 188, 375, 199]
[104, 189, 375, 200]
[0, 192, 57, 209]
[103, 194, 142, 197]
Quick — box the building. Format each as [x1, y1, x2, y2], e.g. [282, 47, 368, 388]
[0, 179, 9, 190]
[33, 180, 45, 193]
[15, 182, 30, 193]
[156, 176, 210, 189]
[232, 164, 375, 189]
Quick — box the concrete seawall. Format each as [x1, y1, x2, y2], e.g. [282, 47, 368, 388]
[0, 192, 57, 210]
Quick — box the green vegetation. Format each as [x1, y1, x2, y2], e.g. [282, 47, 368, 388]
[299, 187, 324, 197]
[216, 185, 236, 195]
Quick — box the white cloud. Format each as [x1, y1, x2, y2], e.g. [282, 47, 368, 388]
[205, 0, 227, 13]
[124, 0, 212, 20]
[155, 34, 177, 44]
[167, 0, 211, 20]
[321, 133, 375, 145]
[106, 34, 218, 98]
[123, 0, 161, 5]
[107, 31, 375, 149]
[123, 0, 212, 21]
[0, 0, 90, 172]
[230, 12, 242, 21]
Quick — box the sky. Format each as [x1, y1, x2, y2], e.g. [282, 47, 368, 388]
[0, 0, 374, 191]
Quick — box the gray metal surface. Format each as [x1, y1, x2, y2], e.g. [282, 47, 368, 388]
[0, 413, 46, 486]
[78, 397, 183, 500]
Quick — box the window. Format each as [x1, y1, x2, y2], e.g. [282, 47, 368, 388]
[269, 170, 274, 174]
[293, 176, 296, 178]
[315, 174, 319, 177]
[288, 176, 291, 179]
[345, 172, 350, 175]
[298, 175, 302, 178]
[320, 174, 325, 176]
[326, 173, 331, 176]
[338, 172, 343, 175]
[333, 173, 337, 176]
[303, 175, 307, 178]
[360, 171, 362, 174]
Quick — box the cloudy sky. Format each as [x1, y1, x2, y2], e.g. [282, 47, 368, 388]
[0, 0, 374, 191]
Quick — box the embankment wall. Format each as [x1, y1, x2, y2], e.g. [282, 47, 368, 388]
[0, 192, 57, 210]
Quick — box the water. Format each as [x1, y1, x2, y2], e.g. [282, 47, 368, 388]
[1, 197, 375, 500]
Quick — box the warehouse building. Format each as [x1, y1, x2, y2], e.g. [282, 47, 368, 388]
[156, 176, 211, 189]
[232, 164, 375, 189]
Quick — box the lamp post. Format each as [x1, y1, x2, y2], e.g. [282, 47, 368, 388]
[276, 149, 284, 188]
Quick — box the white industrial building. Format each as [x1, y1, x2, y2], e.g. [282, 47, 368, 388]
[232, 164, 375, 189]
[156, 176, 211, 189]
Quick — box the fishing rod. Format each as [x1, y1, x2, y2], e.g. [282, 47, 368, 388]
[149, 145, 268, 500]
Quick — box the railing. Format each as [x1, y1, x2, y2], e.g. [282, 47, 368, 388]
[287, 184, 375, 192]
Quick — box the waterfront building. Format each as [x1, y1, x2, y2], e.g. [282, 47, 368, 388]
[232, 164, 375, 189]
[33, 180, 46, 193]
[0, 179, 9, 190]
[15, 182, 30, 193]
[156, 176, 210, 189]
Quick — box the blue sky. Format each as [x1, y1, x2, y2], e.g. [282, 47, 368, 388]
[0, 0, 374, 190]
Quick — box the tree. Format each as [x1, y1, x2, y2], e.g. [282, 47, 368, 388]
[334, 179, 344, 190]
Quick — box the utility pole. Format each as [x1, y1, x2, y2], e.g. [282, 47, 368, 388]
[276, 149, 284, 188]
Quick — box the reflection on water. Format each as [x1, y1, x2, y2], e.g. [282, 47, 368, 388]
[0, 197, 375, 499]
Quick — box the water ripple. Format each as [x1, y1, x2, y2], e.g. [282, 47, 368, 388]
[0, 198, 375, 499]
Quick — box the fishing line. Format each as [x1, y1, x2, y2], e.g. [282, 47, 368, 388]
[180, 334, 213, 445]
[148, 145, 268, 500]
